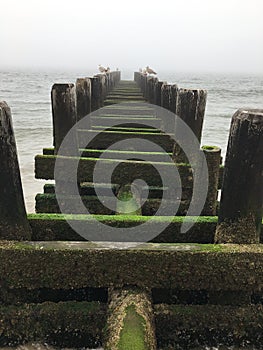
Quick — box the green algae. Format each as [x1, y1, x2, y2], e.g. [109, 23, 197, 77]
[202, 145, 221, 151]
[27, 213, 218, 224]
[117, 305, 148, 350]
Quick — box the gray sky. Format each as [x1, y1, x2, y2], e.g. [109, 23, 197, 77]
[1, 0, 263, 73]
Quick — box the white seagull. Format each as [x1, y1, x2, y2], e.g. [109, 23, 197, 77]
[98, 64, 107, 73]
[146, 66, 157, 75]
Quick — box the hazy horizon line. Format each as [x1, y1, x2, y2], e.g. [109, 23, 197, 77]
[1, 65, 263, 77]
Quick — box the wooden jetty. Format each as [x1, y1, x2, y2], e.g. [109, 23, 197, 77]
[0, 70, 263, 349]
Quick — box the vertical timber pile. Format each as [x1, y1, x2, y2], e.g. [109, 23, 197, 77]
[0, 101, 32, 240]
[201, 146, 221, 215]
[176, 88, 207, 142]
[51, 83, 77, 154]
[170, 84, 179, 114]
[76, 78, 91, 122]
[154, 80, 164, 106]
[91, 76, 101, 112]
[173, 88, 207, 162]
[104, 288, 157, 350]
[161, 84, 171, 110]
[215, 109, 263, 243]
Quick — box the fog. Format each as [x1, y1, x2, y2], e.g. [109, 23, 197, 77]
[1, 0, 263, 74]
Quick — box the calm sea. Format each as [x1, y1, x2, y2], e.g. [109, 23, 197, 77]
[0, 69, 262, 215]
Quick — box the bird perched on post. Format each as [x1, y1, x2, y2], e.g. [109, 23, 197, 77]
[98, 64, 107, 73]
[105, 67, 111, 73]
[146, 66, 157, 75]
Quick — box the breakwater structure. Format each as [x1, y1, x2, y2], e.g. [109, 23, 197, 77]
[0, 70, 263, 349]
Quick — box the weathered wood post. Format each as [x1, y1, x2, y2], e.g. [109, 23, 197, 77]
[170, 84, 179, 114]
[76, 78, 91, 122]
[215, 109, 263, 243]
[0, 101, 32, 240]
[51, 83, 77, 154]
[134, 71, 140, 85]
[148, 77, 158, 104]
[104, 288, 157, 350]
[176, 88, 207, 142]
[105, 73, 110, 94]
[154, 81, 164, 106]
[90, 76, 101, 112]
[161, 84, 171, 110]
[201, 146, 221, 215]
[141, 74, 147, 98]
[173, 89, 207, 162]
[94, 74, 106, 108]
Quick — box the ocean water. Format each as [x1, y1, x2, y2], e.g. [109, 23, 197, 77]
[0, 69, 262, 214]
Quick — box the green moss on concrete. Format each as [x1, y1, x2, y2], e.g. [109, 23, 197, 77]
[116, 185, 142, 215]
[2, 241, 263, 291]
[43, 148, 54, 155]
[155, 304, 263, 349]
[92, 126, 161, 133]
[117, 305, 148, 350]
[28, 213, 218, 224]
[80, 149, 172, 156]
[0, 301, 106, 347]
[27, 214, 217, 243]
[35, 154, 192, 182]
[202, 145, 221, 151]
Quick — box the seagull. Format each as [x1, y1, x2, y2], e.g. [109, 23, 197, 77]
[146, 66, 157, 75]
[98, 64, 107, 73]
[139, 68, 143, 73]
[105, 67, 111, 73]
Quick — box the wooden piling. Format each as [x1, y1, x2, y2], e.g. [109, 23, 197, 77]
[154, 81, 164, 106]
[173, 88, 207, 162]
[0, 102, 32, 240]
[215, 109, 263, 243]
[51, 83, 77, 154]
[76, 78, 91, 122]
[202, 146, 221, 215]
[161, 84, 171, 110]
[176, 88, 207, 142]
[104, 287, 157, 350]
[170, 84, 179, 114]
[148, 77, 158, 104]
[90, 76, 101, 112]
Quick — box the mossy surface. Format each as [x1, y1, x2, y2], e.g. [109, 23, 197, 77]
[0, 301, 106, 347]
[27, 214, 217, 243]
[104, 288, 156, 350]
[201, 145, 221, 151]
[1, 241, 263, 291]
[155, 304, 263, 349]
[117, 305, 148, 350]
[92, 126, 161, 133]
[28, 213, 218, 223]
[35, 154, 192, 183]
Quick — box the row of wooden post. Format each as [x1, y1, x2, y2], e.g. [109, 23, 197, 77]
[52, 71, 121, 153]
[135, 72, 220, 216]
[0, 74, 263, 243]
[134, 72, 207, 144]
[134, 72, 263, 243]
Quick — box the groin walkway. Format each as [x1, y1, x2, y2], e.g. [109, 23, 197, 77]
[0, 71, 263, 349]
